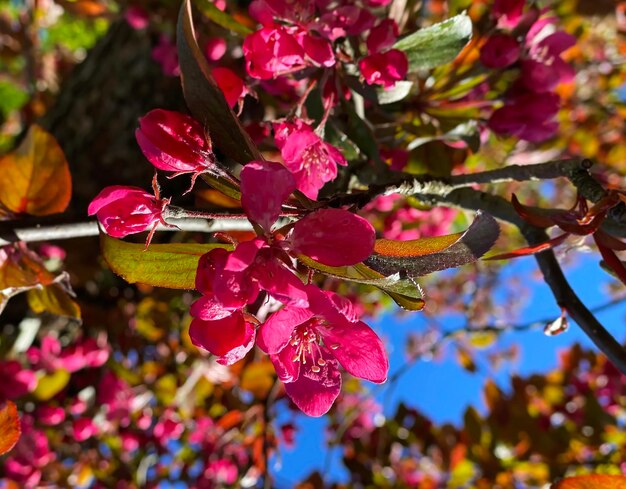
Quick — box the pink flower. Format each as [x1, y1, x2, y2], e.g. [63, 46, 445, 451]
[88, 185, 169, 239]
[190, 161, 376, 364]
[211, 67, 246, 107]
[4, 415, 55, 488]
[493, 0, 525, 29]
[151, 35, 180, 76]
[204, 37, 227, 61]
[204, 459, 238, 485]
[0, 360, 37, 401]
[366, 19, 399, 54]
[136, 109, 216, 186]
[316, 6, 376, 40]
[243, 25, 306, 79]
[124, 5, 149, 30]
[488, 91, 560, 142]
[480, 34, 520, 68]
[359, 49, 408, 88]
[73, 418, 99, 442]
[521, 29, 576, 93]
[257, 285, 388, 417]
[27, 335, 109, 373]
[36, 406, 65, 425]
[274, 120, 347, 199]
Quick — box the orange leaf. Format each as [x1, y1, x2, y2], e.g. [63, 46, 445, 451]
[0, 125, 71, 216]
[0, 401, 20, 455]
[552, 474, 626, 489]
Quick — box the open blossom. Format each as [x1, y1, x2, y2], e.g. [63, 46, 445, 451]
[189, 160, 376, 364]
[27, 335, 109, 373]
[257, 285, 388, 417]
[521, 22, 576, 93]
[243, 25, 307, 79]
[88, 185, 169, 239]
[274, 120, 347, 199]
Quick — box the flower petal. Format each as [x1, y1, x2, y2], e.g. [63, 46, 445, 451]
[308, 287, 388, 383]
[283, 359, 342, 417]
[269, 347, 300, 383]
[224, 238, 265, 272]
[188, 312, 249, 358]
[258, 306, 314, 354]
[189, 296, 232, 320]
[216, 325, 255, 366]
[291, 208, 375, 266]
[87, 186, 153, 215]
[241, 160, 296, 232]
[253, 254, 308, 307]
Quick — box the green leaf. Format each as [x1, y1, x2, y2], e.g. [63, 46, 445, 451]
[196, 0, 252, 36]
[377, 81, 414, 105]
[298, 256, 425, 311]
[394, 13, 473, 71]
[101, 234, 231, 289]
[177, 0, 263, 166]
[365, 212, 500, 277]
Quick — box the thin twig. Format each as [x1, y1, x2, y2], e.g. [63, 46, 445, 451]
[327, 158, 590, 209]
[0, 218, 254, 246]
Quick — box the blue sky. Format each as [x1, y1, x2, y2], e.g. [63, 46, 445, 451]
[272, 252, 626, 485]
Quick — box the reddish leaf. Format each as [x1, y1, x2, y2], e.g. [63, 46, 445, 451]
[594, 229, 626, 251]
[511, 194, 555, 228]
[365, 212, 500, 277]
[0, 125, 71, 216]
[177, 0, 262, 166]
[551, 211, 606, 235]
[0, 401, 20, 456]
[552, 474, 626, 489]
[485, 232, 570, 260]
[594, 235, 626, 286]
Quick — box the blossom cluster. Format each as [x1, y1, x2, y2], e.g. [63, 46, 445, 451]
[88, 105, 389, 415]
[483, 0, 576, 141]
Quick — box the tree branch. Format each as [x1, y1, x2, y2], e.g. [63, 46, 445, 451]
[413, 186, 626, 375]
[0, 218, 253, 246]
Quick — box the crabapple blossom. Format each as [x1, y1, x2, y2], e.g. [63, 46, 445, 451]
[135, 109, 216, 184]
[189, 160, 376, 365]
[257, 285, 389, 416]
[88, 185, 169, 240]
[273, 120, 347, 199]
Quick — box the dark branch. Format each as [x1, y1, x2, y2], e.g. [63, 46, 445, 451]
[412, 186, 626, 375]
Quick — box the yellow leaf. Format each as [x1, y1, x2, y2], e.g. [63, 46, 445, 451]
[27, 283, 81, 319]
[552, 475, 626, 489]
[0, 125, 71, 216]
[33, 369, 70, 401]
[0, 401, 20, 455]
[240, 360, 275, 398]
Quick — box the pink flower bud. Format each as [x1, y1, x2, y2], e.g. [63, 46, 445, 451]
[88, 186, 167, 238]
[204, 37, 227, 61]
[359, 49, 408, 88]
[124, 6, 149, 30]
